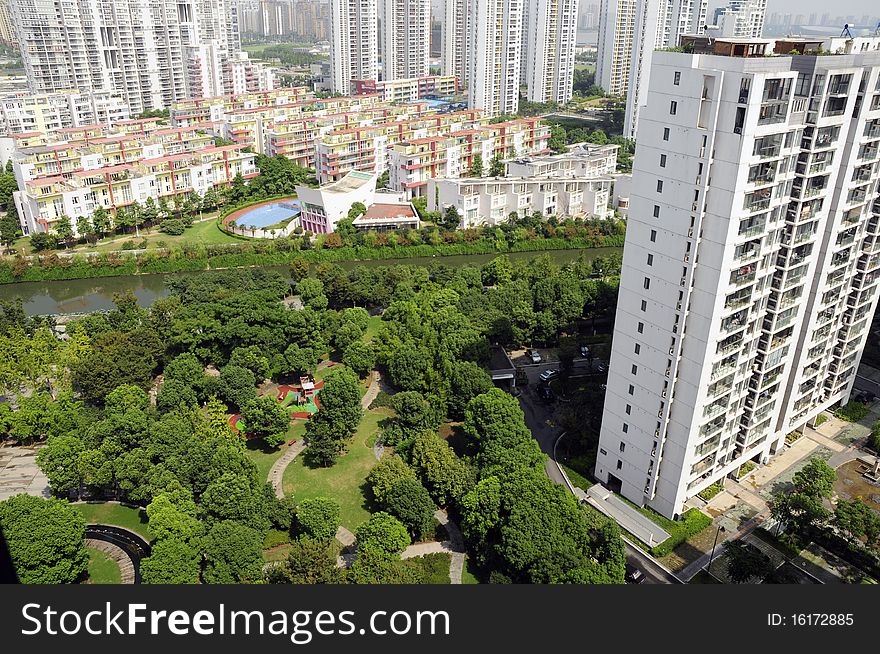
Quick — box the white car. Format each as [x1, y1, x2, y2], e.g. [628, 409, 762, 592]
[539, 369, 560, 382]
[530, 350, 542, 364]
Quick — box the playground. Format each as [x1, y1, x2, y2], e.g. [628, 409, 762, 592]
[229, 376, 325, 435]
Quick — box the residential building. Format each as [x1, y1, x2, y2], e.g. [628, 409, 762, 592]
[469, 0, 523, 117]
[352, 199, 420, 230]
[428, 175, 613, 228]
[596, 0, 637, 95]
[595, 36, 880, 519]
[330, 0, 379, 95]
[623, 0, 709, 139]
[380, 0, 431, 80]
[0, 91, 130, 137]
[11, 120, 257, 236]
[296, 170, 377, 233]
[506, 142, 619, 178]
[710, 0, 768, 38]
[522, 0, 581, 105]
[443, 0, 470, 84]
[236, 0, 331, 40]
[0, 0, 15, 47]
[351, 76, 459, 102]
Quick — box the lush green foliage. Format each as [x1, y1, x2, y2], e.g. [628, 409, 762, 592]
[295, 498, 341, 543]
[647, 508, 713, 558]
[834, 401, 869, 422]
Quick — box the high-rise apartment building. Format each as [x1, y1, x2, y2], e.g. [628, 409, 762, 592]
[442, 0, 470, 84]
[330, 0, 379, 94]
[522, 0, 581, 105]
[380, 0, 431, 80]
[0, 0, 15, 47]
[236, 0, 331, 41]
[595, 36, 880, 519]
[11, 0, 249, 115]
[711, 0, 767, 38]
[468, 0, 523, 117]
[623, 0, 708, 138]
[596, 0, 637, 95]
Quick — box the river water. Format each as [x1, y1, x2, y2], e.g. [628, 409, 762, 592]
[0, 247, 620, 316]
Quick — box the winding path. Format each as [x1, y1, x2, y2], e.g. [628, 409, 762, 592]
[85, 538, 135, 584]
[268, 440, 307, 499]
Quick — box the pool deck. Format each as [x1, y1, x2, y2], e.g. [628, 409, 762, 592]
[223, 198, 300, 234]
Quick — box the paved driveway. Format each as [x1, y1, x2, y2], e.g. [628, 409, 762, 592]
[0, 446, 51, 501]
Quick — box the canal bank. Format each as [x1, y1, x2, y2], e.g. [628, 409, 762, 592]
[0, 247, 621, 316]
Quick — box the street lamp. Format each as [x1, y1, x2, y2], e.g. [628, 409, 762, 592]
[707, 525, 726, 571]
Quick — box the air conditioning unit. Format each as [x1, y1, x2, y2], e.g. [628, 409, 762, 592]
[734, 126, 743, 135]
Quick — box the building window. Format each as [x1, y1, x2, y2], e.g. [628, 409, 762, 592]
[631, 364, 638, 375]
[647, 254, 653, 266]
[653, 205, 660, 218]
[637, 322, 644, 333]
[656, 180, 664, 193]
[670, 101, 677, 115]
[634, 343, 641, 355]
[640, 300, 647, 311]
[628, 384, 634, 395]
[625, 404, 632, 415]
[617, 459, 623, 470]
[660, 154, 667, 167]
[620, 440, 626, 451]
[674, 71, 681, 86]
[643, 277, 651, 290]
[663, 127, 670, 141]
[650, 229, 657, 242]
[622, 424, 628, 434]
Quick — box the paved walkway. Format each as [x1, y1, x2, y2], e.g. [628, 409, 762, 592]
[267, 440, 307, 499]
[0, 446, 50, 501]
[84, 538, 135, 584]
[361, 371, 381, 409]
[585, 484, 671, 547]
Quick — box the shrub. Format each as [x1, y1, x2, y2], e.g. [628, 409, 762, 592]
[834, 401, 869, 422]
[648, 508, 713, 558]
[295, 497, 340, 543]
[814, 413, 828, 427]
[160, 219, 186, 235]
[870, 420, 880, 453]
[697, 481, 724, 502]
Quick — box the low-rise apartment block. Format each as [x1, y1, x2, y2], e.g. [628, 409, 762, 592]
[12, 120, 256, 236]
[0, 91, 130, 137]
[351, 76, 460, 103]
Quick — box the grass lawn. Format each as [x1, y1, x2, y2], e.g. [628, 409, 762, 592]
[85, 217, 239, 253]
[364, 315, 383, 343]
[244, 438, 291, 482]
[282, 408, 388, 530]
[85, 547, 122, 584]
[560, 463, 592, 492]
[460, 558, 481, 584]
[401, 553, 451, 584]
[72, 503, 153, 542]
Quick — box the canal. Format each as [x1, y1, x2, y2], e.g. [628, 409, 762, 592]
[0, 247, 621, 316]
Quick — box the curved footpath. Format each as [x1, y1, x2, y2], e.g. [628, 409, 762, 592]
[84, 538, 135, 584]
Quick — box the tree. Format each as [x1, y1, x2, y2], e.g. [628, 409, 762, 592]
[834, 498, 880, 547]
[792, 458, 837, 499]
[722, 541, 776, 583]
[240, 395, 290, 448]
[156, 378, 198, 412]
[459, 476, 502, 547]
[290, 257, 310, 283]
[311, 367, 363, 434]
[481, 255, 514, 286]
[146, 492, 202, 543]
[383, 477, 436, 539]
[217, 364, 257, 409]
[0, 211, 21, 251]
[202, 520, 264, 583]
[282, 343, 318, 377]
[75, 214, 92, 242]
[489, 155, 505, 177]
[37, 434, 85, 496]
[200, 473, 271, 534]
[355, 511, 410, 560]
[266, 538, 342, 584]
[467, 153, 484, 178]
[367, 456, 417, 505]
[229, 346, 271, 380]
[295, 497, 340, 542]
[388, 343, 430, 391]
[342, 341, 376, 378]
[439, 205, 461, 230]
[347, 202, 367, 221]
[548, 125, 567, 153]
[140, 538, 201, 584]
[408, 431, 475, 505]
[0, 494, 88, 583]
[297, 277, 328, 311]
[447, 361, 494, 420]
[91, 206, 111, 236]
[55, 215, 74, 244]
[71, 331, 158, 403]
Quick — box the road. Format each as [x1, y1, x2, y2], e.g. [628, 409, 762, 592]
[517, 358, 680, 584]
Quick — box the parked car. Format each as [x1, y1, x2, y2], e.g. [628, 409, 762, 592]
[539, 369, 560, 383]
[580, 345, 590, 358]
[537, 385, 554, 402]
[596, 362, 608, 373]
[625, 563, 646, 584]
[530, 349, 542, 364]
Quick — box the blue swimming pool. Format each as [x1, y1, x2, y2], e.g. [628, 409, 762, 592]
[233, 200, 301, 228]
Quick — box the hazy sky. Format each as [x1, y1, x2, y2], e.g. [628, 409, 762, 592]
[709, 0, 877, 18]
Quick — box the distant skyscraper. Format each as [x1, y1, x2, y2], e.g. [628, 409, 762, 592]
[443, 0, 470, 85]
[0, 0, 15, 47]
[712, 0, 767, 38]
[10, 0, 244, 114]
[468, 0, 523, 117]
[522, 0, 581, 105]
[330, 0, 379, 94]
[596, 0, 637, 95]
[380, 0, 431, 80]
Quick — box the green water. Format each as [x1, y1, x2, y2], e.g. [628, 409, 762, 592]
[0, 247, 620, 316]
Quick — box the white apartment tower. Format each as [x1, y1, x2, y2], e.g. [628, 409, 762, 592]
[442, 0, 469, 84]
[11, 0, 243, 115]
[624, 0, 709, 139]
[713, 0, 767, 38]
[380, 0, 431, 81]
[595, 37, 880, 519]
[330, 0, 379, 94]
[468, 0, 523, 117]
[596, 0, 637, 95]
[522, 0, 581, 105]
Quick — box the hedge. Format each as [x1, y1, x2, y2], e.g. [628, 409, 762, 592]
[833, 401, 869, 423]
[647, 508, 713, 558]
